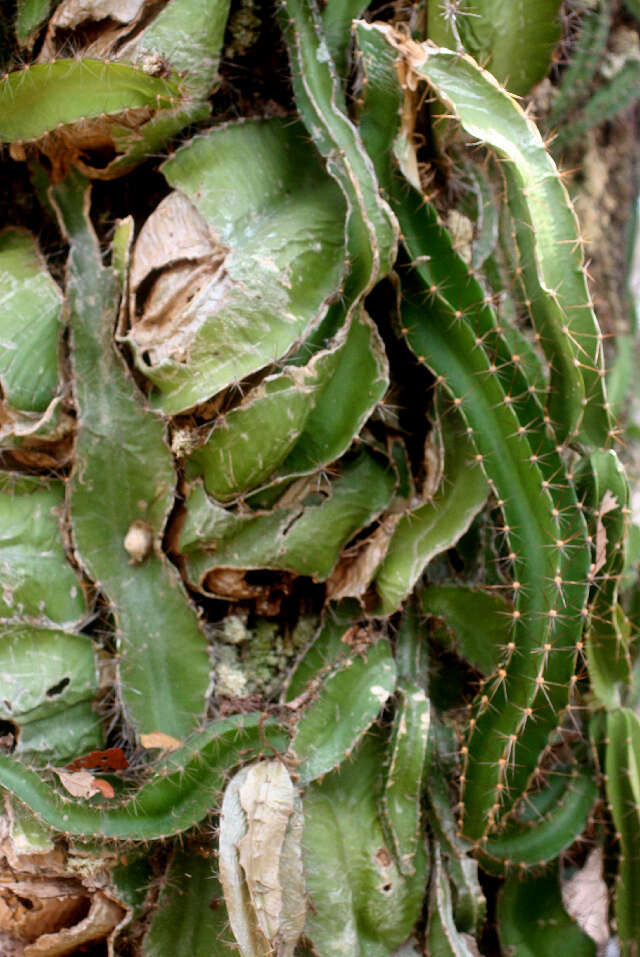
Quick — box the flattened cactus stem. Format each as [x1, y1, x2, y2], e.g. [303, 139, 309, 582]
[0, 60, 180, 142]
[0, 715, 286, 840]
[51, 170, 211, 739]
[606, 708, 640, 954]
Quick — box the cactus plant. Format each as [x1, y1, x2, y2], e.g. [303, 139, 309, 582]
[0, 0, 637, 954]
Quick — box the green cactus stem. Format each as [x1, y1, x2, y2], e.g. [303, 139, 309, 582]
[142, 845, 235, 956]
[301, 731, 428, 957]
[392, 32, 611, 446]
[0, 473, 87, 625]
[109, 851, 153, 922]
[15, 0, 53, 47]
[321, 0, 371, 80]
[387, 186, 590, 838]
[180, 451, 395, 590]
[380, 678, 431, 876]
[427, 0, 563, 97]
[291, 638, 397, 784]
[0, 713, 286, 841]
[0, 622, 102, 764]
[374, 409, 488, 616]
[558, 55, 640, 147]
[0, 59, 180, 143]
[426, 843, 480, 957]
[420, 585, 512, 677]
[548, 1, 612, 127]
[394, 602, 430, 693]
[113, 0, 231, 99]
[605, 707, 640, 956]
[10, 0, 233, 176]
[461, 158, 500, 271]
[123, 117, 348, 414]
[497, 866, 596, 956]
[395, 262, 589, 842]
[576, 450, 632, 708]
[186, 308, 388, 502]
[278, 0, 397, 315]
[0, 228, 62, 432]
[52, 171, 211, 739]
[356, 24, 593, 842]
[426, 730, 486, 936]
[624, 0, 640, 20]
[476, 765, 598, 875]
[284, 602, 364, 701]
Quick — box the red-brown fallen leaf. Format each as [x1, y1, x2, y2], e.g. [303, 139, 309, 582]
[91, 779, 115, 799]
[592, 490, 619, 578]
[65, 748, 129, 772]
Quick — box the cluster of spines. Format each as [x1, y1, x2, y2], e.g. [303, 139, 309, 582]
[389, 181, 592, 847]
[549, 0, 612, 128]
[351, 30, 617, 861]
[554, 56, 640, 150]
[548, 0, 640, 151]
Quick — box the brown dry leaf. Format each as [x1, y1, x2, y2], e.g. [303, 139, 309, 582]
[237, 763, 296, 947]
[203, 568, 266, 601]
[592, 490, 618, 578]
[562, 847, 610, 949]
[38, 0, 150, 60]
[0, 808, 125, 956]
[0, 878, 88, 944]
[0, 398, 75, 472]
[340, 625, 375, 657]
[129, 193, 219, 292]
[0, 931, 24, 955]
[91, 779, 115, 799]
[126, 192, 229, 365]
[0, 430, 75, 471]
[444, 210, 474, 266]
[326, 517, 399, 601]
[11, 110, 155, 181]
[23, 891, 125, 957]
[220, 761, 305, 957]
[54, 771, 102, 800]
[202, 568, 286, 616]
[51, 0, 147, 25]
[0, 398, 67, 446]
[139, 731, 182, 751]
[422, 428, 444, 500]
